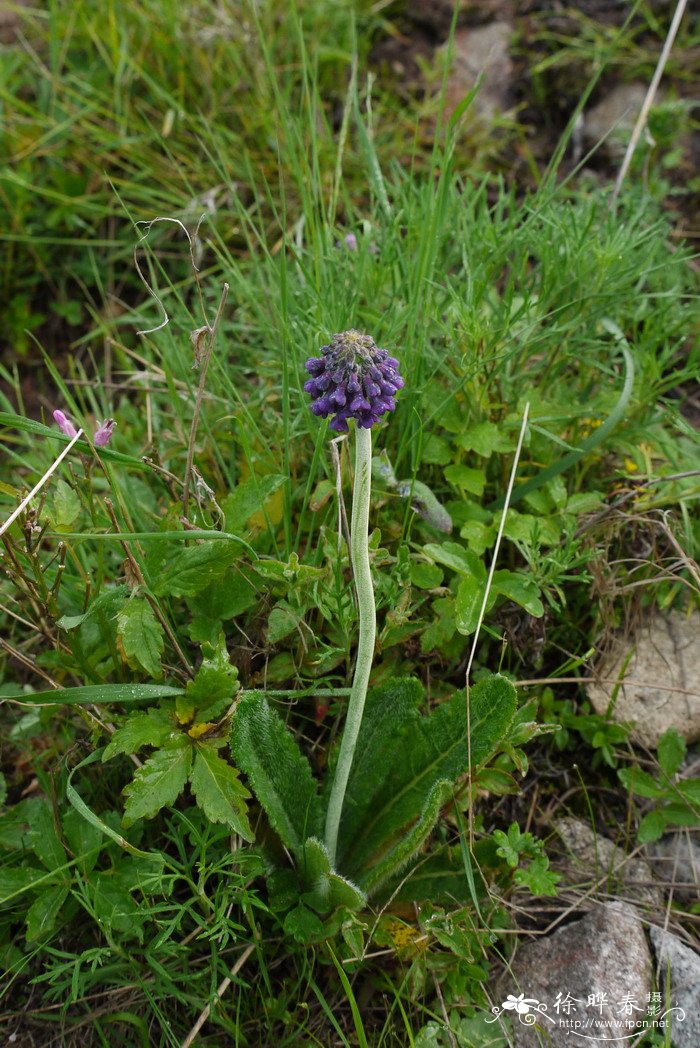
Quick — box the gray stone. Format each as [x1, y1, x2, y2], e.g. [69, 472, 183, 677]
[584, 83, 648, 157]
[442, 22, 513, 120]
[647, 831, 700, 903]
[587, 611, 700, 747]
[494, 902, 651, 1046]
[554, 817, 663, 909]
[649, 927, 700, 1048]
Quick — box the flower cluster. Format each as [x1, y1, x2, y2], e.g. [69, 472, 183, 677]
[304, 330, 403, 433]
[53, 410, 115, 448]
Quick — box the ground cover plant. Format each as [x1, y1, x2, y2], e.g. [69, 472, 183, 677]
[1, 1, 699, 1045]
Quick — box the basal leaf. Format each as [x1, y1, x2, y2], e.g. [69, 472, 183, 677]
[122, 737, 192, 827]
[189, 743, 253, 841]
[340, 675, 516, 883]
[102, 705, 176, 761]
[231, 693, 321, 855]
[336, 678, 424, 863]
[116, 599, 165, 679]
[360, 780, 453, 894]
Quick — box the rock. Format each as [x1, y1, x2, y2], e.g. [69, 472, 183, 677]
[494, 902, 651, 1046]
[647, 831, 700, 903]
[587, 611, 700, 747]
[443, 22, 513, 120]
[554, 817, 663, 909]
[584, 83, 647, 157]
[649, 927, 700, 1048]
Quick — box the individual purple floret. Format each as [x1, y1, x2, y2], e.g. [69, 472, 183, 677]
[53, 410, 78, 438]
[304, 330, 403, 433]
[93, 419, 115, 447]
[53, 409, 115, 448]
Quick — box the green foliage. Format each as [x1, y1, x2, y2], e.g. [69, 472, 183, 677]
[122, 737, 193, 827]
[189, 744, 252, 840]
[492, 823, 560, 896]
[231, 692, 322, 855]
[619, 728, 699, 843]
[116, 599, 165, 679]
[0, 0, 698, 1038]
[337, 676, 517, 890]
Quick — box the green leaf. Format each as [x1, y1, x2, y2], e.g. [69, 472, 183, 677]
[455, 575, 495, 635]
[0, 772, 6, 808]
[491, 570, 544, 617]
[222, 474, 287, 532]
[52, 479, 81, 530]
[28, 801, 66, 872]
[375, 846, 482, 906]
[283, 903, 325, 944]
[444, 465, 485, 496]
[410, 562, 443, 589]
[361, 780, 453, 894]
[618, 767, 665, 799]
[566, 492, 604, 514]
[231, 692, 321, 855]
[637, 809, 667, 843]
[93, 875, 142, 938]
[116, 600, 165, 679]
[62, 809, 103, 874]
[180, 636, 239, 724]
[18, 683, 183, 706]
[422, 541, 485, 579]
[26, 886, 68, 941]
[336, 679, 424, 858]
[102, 706, 176, 761]
[267, 603, 300, 645]
[153, 541, 241, 598]
[657, 728, 686, 779]
[339, 675, 517, 888]
[122, 738, 192, 827]
[459, 421, 513, 457]
[189, 743, 253, 841]
[0, 867, 50, 903]
[514, 857, 560, 897]
[188, 570, 259, 624]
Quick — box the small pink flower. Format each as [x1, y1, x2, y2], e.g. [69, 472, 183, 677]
[93, 419, 115, 447]
[344, 233, 358, 250]
[53, 410, 78, 438]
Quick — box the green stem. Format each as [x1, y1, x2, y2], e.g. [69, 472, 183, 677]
[324, 425, 375, 866]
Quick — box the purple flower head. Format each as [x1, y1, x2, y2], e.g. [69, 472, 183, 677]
[304, 330, 403, 433]
[344, 233, 358, 251]
[53, 410, 78, 438]
[94, 418, 115, 447]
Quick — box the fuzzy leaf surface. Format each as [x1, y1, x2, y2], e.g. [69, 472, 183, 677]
[231, 692, 320, 855]
[340, 675, 516, 881]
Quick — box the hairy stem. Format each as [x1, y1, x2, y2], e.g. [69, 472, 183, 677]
[324, 425, 375, 866]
